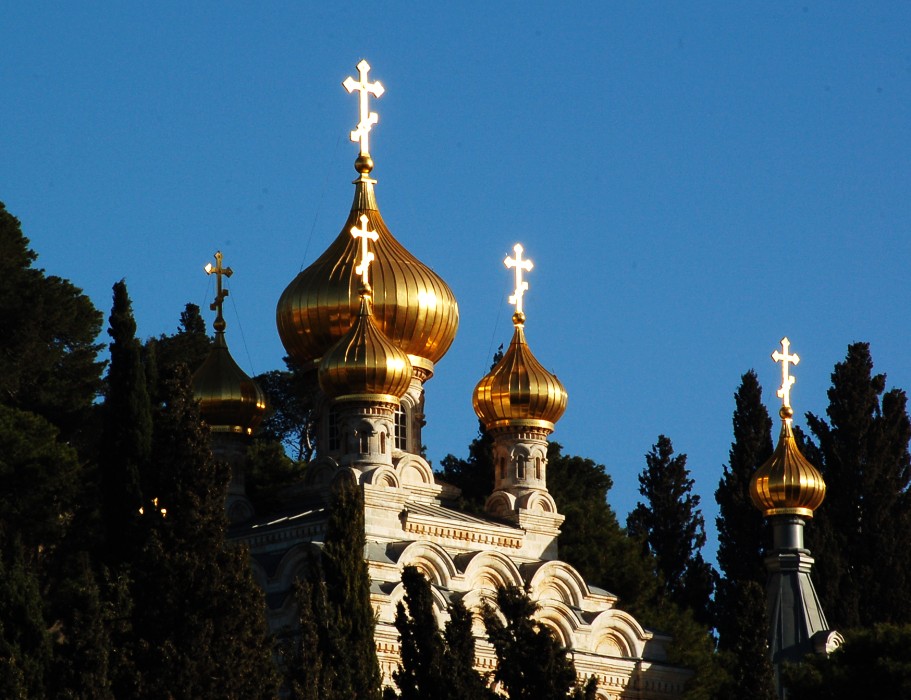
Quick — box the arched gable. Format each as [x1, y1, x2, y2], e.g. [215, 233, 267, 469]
[394, 453, 435, 486]
[460, 550, 523, 593]
[273, 542, 321, 590]
[535, 599, 582, 648]
[589, 608, 652, 659]
[526, 560, 589, 609]
[395, 541, 457, 587]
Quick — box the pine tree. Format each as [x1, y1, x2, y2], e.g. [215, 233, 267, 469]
[804, 343, 911, 627]
[100, 280, 151, 564]
[126, 366, 279, 699]
[714, 371, 773, 655]
[482, 586, 591, 700]
[627, 436, 715, 624]
[0, 202, 104, 439]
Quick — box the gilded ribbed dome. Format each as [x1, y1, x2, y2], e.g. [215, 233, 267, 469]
[277, 177, 459, 371]
[318, 293, 413, 401]
[192, 333, 267, 435]
[750, 409, 826, 518]
[473, 318, 568, 431]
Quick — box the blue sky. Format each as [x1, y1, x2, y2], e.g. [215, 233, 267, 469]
[2, 3, 909, 564]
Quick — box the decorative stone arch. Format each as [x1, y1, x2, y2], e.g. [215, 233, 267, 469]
[526, 560, 589, 609]
[589, 609, 651, 659]
[304, 455, 339, 487]
[515, 490, 558, 514]
[363, 465, 400, 489]
[485, 490, 516, 519]
[460, 550, 523, 594]
[273, 542, 321, 590]
[396, 541, 457, 588]
[394, 453, 435, 486]
[534, 600, 580, 648]
[460, 588, 500, 638]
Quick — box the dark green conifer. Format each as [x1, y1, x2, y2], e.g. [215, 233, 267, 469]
[481, 586, 588, 700]
[100, 280, 151, 563]
[804, 343, 911, 627]
[0, 202, 103, 439]
[627, 436, 715, 624]
[320, 477, 383, 700]
[716, 580, 776, 700]
[714, 371, 773, 655]
[126, 366, 278, 699]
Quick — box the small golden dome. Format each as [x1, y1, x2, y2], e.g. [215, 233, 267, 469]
[192, 333, 267, 435]
[318, 293, 413, 401]
[473, 322, 567, 431]
[276, 178, 459, 370]
[750, 414, 826, 518]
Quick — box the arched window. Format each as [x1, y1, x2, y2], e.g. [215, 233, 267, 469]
[535, 456, 542, 480]
[517, 455, 526, 480]
[394, 406, 408, 451]
[359, 431, 369, 454]
[380, 431, 387, 454]
[327, 409, 340, 451]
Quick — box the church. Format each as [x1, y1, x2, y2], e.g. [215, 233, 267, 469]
[189, 60, 835, 699]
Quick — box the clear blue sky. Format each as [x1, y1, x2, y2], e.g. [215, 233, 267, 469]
[3, 3, 909, 564]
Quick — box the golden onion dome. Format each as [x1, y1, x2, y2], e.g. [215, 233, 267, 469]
[276, 173, 459, 372]
[473, 313, 568, 431]
[750, 407, 826, 518]
[318, 291, 413, 402]
[192, 332, 267, 435]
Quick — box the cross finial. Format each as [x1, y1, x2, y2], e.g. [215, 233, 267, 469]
[204, 251, 233, 332]
[772, 336, 800, 414]
[351, 214, 379, 289]
[505, 243, 534, 320]
[343, 59, 385, 157]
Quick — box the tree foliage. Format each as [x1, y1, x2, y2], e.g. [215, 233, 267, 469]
[387, 566, 493, 700]
[482, 586, 595, 700]
[0, 202, 104, 438]
[803, 343, 911, 628]
[714, 371, 774, 665]
[628, 435, 715, 624]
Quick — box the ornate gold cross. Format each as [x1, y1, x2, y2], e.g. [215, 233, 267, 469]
[343, 59, 385, 156]
[351, 214, 379, 288]
[505, 243, 534, 316]
[772, 337, 800, 410]
[205, 251, 233, 331]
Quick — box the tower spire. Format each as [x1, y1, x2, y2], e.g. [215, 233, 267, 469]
[749, 337, 841, 696]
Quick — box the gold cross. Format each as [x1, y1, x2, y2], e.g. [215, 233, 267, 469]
[505, 243, 534, 316]
[351, 214, 379, 288]
[204, 251, 233, 331]
[772, 337, 800, 410]
[343, 59, 385, 156]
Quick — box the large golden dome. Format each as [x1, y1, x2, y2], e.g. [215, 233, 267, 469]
[473, 315, 568, 431]
[318, 292, 413, 401]
[192, 333, 267, 435]
[276, 173, 459, 372]
[750, 408, 826, 518]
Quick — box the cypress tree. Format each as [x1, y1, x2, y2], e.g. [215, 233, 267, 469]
[716, 580, 776, 700]
[320, 477, 383, 700]
[804, 343, 911, 627]
[388, 566, 492, 700]
[481, 586, 590, 700]
[126, 366, 278, 699]
[714, 371, 774, 656]
[627, 435, 715, 624]
[100, 280, 151, 563]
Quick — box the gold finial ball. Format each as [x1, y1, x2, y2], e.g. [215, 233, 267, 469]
[780, 405, 794, 420]
[512, 311, 526, 325]
[213, 318, 226, 332]
[355, 154, 374, 174]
